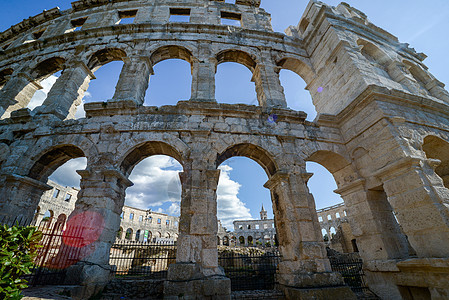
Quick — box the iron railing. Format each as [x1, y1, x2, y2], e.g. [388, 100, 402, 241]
[109, 240, 177, 279]
[218, 249, 281, 291]
[328, 252, 370, 294]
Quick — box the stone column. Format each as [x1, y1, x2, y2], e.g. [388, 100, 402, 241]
[111, 56, 152, 105]
[63, 166, 132, 298]
[190, 42, 216, 102]
[0, 72, 42, 119]
[264, 171, 355, 299]
[0, 174, 51, 223]
[334, 179, 410, 261]
[35, 61, 95, 119]
[376, 157, 449, 258]
[252, 50, 287, 108]
[164, 166, 231, 299]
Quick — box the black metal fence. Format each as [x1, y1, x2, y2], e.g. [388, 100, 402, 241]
[218, 249, 281, 291]
[0, 215, 85, 286]
[328, 251, 370, 294]
[109, 240, 177, 279]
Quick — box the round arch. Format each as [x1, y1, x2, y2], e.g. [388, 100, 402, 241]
[215, 143, 278, 177]
[150, 45, 194, 66]
[27, 144, 86, 181]
[276, 56, 315, 86]
[119, 141, 185, 177]
[422, 135, 449, 188]
[216, 49, 257, 72]
[306, 149, 358, 187]
[30, 57, 66, 81]
[87, 48, 128, 71]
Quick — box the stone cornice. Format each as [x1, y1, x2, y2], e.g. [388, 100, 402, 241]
[263, 171, 289, 190]
[333, 178, 365, 197]
[5, 174, 52, 191]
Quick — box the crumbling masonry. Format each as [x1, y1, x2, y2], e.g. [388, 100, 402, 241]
[0, 0, 448, 299]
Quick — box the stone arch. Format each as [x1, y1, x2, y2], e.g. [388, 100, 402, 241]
[239, 236, 245, 245]
[150, 45, 194, 66]
[27, 144, 86, 181]
[357, 39, 391, 66]
[57, 213, 67, 224]
[422, 135, 449, 189]
[0, 68, 13, 87]
[215, 143, 278, 177]
[216, 49, 257, 72]
[119, 140, 185, 177]
[136, 229, 141, 241]
[276, 55, 315, 86]
[306, 150, 358, 187]
[30, 57, 66, 81]
[87, 48, 128, 71]
[403, 60, 431, 88]
[223, 236, 229, 246]
[247, 235, 253, 245]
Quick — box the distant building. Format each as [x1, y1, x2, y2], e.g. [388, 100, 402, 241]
[232, 205, 276, 247]
[33, 180, 179, 242]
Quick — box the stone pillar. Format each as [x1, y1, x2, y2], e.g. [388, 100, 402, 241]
[35, 61, 95, 119]
[111, 56, 152, 105]
[376, 157, 449, 258]
[334, 179, 410, 261]
[0, 72, 42, 119]
[0, 174, 51, 223]
[164, 166, 231, 299]
[190, 42, 216, 102]
[63, 167, 132, 298]
[252, 50, 287, 108]
[264, 171, 355, 299]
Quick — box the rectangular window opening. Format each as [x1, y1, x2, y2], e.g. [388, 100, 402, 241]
[221, 11, 241, 26]
[157, 218, 161, 224]
[129, 213, 134, 220]
[118, 10, 138, 25]
[53, 189, 60, 198]
[71, 17, 87, 31]
[32, 29, 46, 40]
[64, 194, 72, 202]
[169, 8, 191, 23]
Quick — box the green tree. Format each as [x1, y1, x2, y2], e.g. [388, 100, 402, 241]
[0, 224, 42, 300]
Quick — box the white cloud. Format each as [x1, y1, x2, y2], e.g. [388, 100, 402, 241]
[27, 75, 58, 110]
[125, 156, 182, 215]
[217, 164, 252, 229]
[48, 157, 87, 189]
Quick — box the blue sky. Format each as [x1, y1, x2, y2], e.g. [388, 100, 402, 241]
[1, 1, 448, 229]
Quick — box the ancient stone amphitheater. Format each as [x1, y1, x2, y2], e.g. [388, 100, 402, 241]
[0, 0, 448, 299]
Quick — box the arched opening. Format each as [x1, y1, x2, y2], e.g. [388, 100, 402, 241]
[217, 236, 221, 245]
[125, 228, 133, 240]
[422, 135, 449, 189]
[136, 229, 141, 241]
[357, 39, 392, 79]
[403, 60, 431, 96]
[25, 57, 66, 111]
[117, 227, 123, 239]
[74, 48, 127, 118]
[223, 236, 229, 246]
[216, 143, 277, 251]
[330, 227, 337, 238]
[279, 69, 316, 120]
[306, 150, 413, 258]
[20, 145, 87, 225]
[119, 141, 184, 243]
[277, 57, 316, 120]
[144, 46, 193, 107]
[215, 50, 257, 105]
